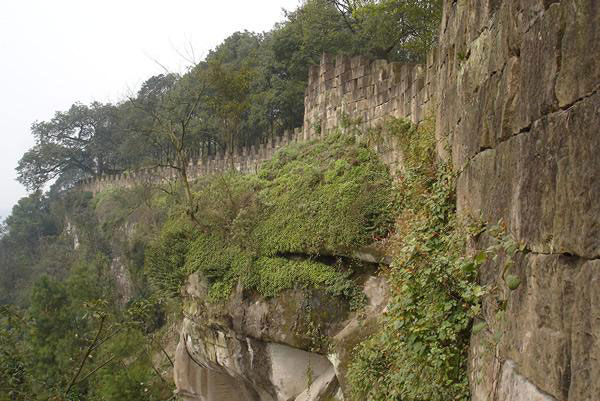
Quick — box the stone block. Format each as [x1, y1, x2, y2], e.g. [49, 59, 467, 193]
[486, 2, 512, 75]
[323, 68, 335, 82]
[471, 253, 600, 401]
[457, 27, 491, 97]
[515, 3, 562, 131]
[495, 361, 558, 401]
[508, 0, 561, 38]
[356, 76, 366, 88]
[353, 86, 366, 101]
[308, 64, 320, 85]
[341, 70, 352, 85]
[352, 65, 366, 79]
[351, 55, 369, 68]
[556, 0, 600, 107]
[465, 0, 492, 44]
[457, 93, 600, 258]
[294, 367, 337, 401]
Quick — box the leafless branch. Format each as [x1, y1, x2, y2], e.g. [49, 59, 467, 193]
[64, 316, 106, 396]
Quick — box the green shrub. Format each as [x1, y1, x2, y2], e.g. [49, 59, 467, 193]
[149, 131, 395, 304]
[255, 132, 395, 256]
[347, 118, 485, 401]
[250, 257, 361, 302]
[145, 216, 194, 298]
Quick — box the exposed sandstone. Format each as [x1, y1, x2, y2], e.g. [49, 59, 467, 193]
[174, 273, 387, 401]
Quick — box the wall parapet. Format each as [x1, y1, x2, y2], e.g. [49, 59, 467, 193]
[78, 51, 435, 194]
[303, 51, 437, 137]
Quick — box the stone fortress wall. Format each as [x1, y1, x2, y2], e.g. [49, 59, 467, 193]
[302, 51, 437, 136]
[78, 50, 437, 194]
[433, 1, 599, 401]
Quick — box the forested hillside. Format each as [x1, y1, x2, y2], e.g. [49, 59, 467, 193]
[1, 1, 442, 400]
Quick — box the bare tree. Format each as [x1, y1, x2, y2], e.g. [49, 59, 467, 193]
[127, 68, 208, 224]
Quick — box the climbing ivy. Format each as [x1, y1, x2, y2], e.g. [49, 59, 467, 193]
[347, 117, 486, 401]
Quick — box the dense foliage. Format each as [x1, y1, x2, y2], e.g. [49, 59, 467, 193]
[146, 131, 394, 304]
[346, 118, 485, 400]
[0, 192, 61, 305]
[0, 131, 395, 399]
[16, 0, 442, 191]
[0, 190, 176, 400]
[1, 1, 447, 398]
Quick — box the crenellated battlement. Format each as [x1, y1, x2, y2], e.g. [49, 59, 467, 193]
[303, 51, 437, 138]
[78, 50, 437, 194]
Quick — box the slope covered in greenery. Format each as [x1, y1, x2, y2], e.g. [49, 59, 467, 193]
[1, 1, 446, 399]
[346, 119, 486, 401]
[146, 131, 395, 304]
[1, 189, 177, 400]
[0, 129, 397, 400]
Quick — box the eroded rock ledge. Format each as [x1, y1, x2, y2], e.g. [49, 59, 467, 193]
[174, 272, 387, 401]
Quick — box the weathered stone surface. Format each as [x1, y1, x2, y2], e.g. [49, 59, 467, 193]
[176, 272, 387, 401]
[174, 331, 261, 401]
[470, 253, 600, 401]
[293, 367, 338, 401]
[457, 92, 600, 258]
[567, 259, 600, 401]
[515, 3, 562, 132]
[185, 272, 351, 352]
[438, 1, 600, 399]
[331, 276, 388, 395]
[177, 315, 337, 401]
[268, 343, 332, 400]
[496, 361, 558, 401]
[556, 0, 600, 107]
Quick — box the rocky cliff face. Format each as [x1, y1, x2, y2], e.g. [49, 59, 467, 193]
[174, 273, 387, 401]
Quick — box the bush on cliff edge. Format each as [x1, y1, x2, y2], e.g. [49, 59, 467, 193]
[346, 118, 485, 401]
[146, 131, 395, 304]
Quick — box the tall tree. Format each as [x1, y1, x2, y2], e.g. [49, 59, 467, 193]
[128, 70, 209, 223]
[17, 102, 123, 191]
[203, 58, 255, 151]
[326, 0, 442, 59]
[0, 192, 60, 305]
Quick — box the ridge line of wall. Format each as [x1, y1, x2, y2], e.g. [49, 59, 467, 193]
[78, 50, 437, 194]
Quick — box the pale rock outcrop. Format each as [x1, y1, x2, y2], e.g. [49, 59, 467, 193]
[496, 361, 558, 401]
[174, 273, 388, 401]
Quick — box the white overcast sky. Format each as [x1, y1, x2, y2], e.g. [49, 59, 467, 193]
[0, 0, 300, 220]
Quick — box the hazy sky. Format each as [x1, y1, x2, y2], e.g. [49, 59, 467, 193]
[0, 0, 300, 220]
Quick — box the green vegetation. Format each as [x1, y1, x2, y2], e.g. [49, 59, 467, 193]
[0, 189, 175, 400]
[146, 132, 394, 305]
[0, 191, 61, 305]
[346, 118, 485, 401]
[1, 1, 448, 399]
[1, 130, 395, 399]
[256, 132, 394, 255]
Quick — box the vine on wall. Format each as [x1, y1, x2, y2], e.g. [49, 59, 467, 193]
[346, 117, 521, 401]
